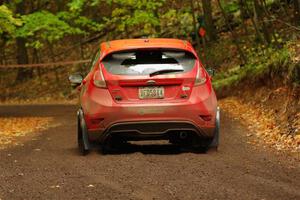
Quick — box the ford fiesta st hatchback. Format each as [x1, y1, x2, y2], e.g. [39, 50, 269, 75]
[69, 38, 220, 155]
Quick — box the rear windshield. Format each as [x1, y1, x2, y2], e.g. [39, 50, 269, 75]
[102, 49, 196, 75]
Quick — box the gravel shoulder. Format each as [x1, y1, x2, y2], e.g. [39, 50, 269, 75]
[0, 105, 299, 200]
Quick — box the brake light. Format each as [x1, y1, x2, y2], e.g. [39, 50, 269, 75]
[93, 64, 107, 88]
[194, 66, 207, 86]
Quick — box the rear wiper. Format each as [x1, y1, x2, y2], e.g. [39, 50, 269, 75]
[149, 69, 184, 77]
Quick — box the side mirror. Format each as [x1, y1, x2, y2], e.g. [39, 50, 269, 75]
[69, 74, 83, 88]
[206, 68, 215, 77]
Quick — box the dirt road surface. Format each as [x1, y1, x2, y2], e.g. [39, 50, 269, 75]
[0, 105, 299, 200]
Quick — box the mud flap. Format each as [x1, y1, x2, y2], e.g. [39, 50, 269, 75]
[77, 109, 91, 151]
[210, 107, 220, 148]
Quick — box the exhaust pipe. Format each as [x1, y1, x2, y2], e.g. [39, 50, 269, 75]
[179, 131, 188, 139]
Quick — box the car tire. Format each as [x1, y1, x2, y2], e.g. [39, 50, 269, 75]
[77, 109, 90, 156]
[210, 107, 220, 150]
[78, 133, 89, 156]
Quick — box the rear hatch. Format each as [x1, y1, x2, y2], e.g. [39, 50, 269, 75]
[101, 49, 198, 103]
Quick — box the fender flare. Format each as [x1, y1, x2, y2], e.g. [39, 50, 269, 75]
[77, 109, 91, 150]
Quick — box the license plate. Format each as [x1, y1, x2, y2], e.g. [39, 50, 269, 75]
[139, 86, 164, 99]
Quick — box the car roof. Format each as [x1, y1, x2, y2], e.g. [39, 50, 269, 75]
[99, 38, 197, 59]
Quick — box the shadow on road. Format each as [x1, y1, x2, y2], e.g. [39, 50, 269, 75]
[68, 143, 210, 156]
[99, 143, 209, 155]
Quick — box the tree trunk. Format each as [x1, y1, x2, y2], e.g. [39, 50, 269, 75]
[260, 0, 280, 47]
[15, 38, 32, 82]
[201, 0, 217, 41]
[191, 0, 207, 65]
[15, 0, 32, 82]
[217, 0, 247, 65]
[253, 0, 271, 45]
[244, 1, 264, 43]
[0, 41, 5, 65]
[190, 0, 201, 52]
[294, 0, 300, 25]
[32, 48, 42, 81]
[55, 0, 65, 12]
[239, 0, 249, 35]
[47, 42, 60, 83]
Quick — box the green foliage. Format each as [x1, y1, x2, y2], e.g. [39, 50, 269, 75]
[67, 0, 187, 38]
[0, 5, 22, 37]
[160, 9, 193, 38]
[74, 16, 104, 32]
[58, 11, 104, 33]
[68, 0, 101, 11]
[221, 0, 240, 14]
[213, 46, 293, 91]
[222, 0, 278, 14]
[102, 0, 165, 37]
[68, 0, 86, 12]
[16, 11, 83, 48]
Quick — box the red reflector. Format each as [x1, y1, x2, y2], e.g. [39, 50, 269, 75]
[200, 115, 212, 121]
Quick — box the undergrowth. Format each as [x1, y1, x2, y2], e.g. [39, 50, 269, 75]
[213, 41, 300, 94]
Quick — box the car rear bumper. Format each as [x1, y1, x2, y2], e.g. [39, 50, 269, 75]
[82, 85, 218, 142]
[88, 120, 215, 143]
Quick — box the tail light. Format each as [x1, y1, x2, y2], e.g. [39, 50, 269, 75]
[194, 66, 207, 86]
[93, 64, 107, 88]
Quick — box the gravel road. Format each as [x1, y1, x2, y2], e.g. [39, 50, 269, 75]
[0, 105, 299, 200]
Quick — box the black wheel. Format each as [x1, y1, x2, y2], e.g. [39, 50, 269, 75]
[209, 107, 220, 150]
[209, 132, 219, 151]
[77, 110, 90, 156]
[78, 133, 89, 156]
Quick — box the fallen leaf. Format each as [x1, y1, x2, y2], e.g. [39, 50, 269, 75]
[0, 117, 55, 149]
